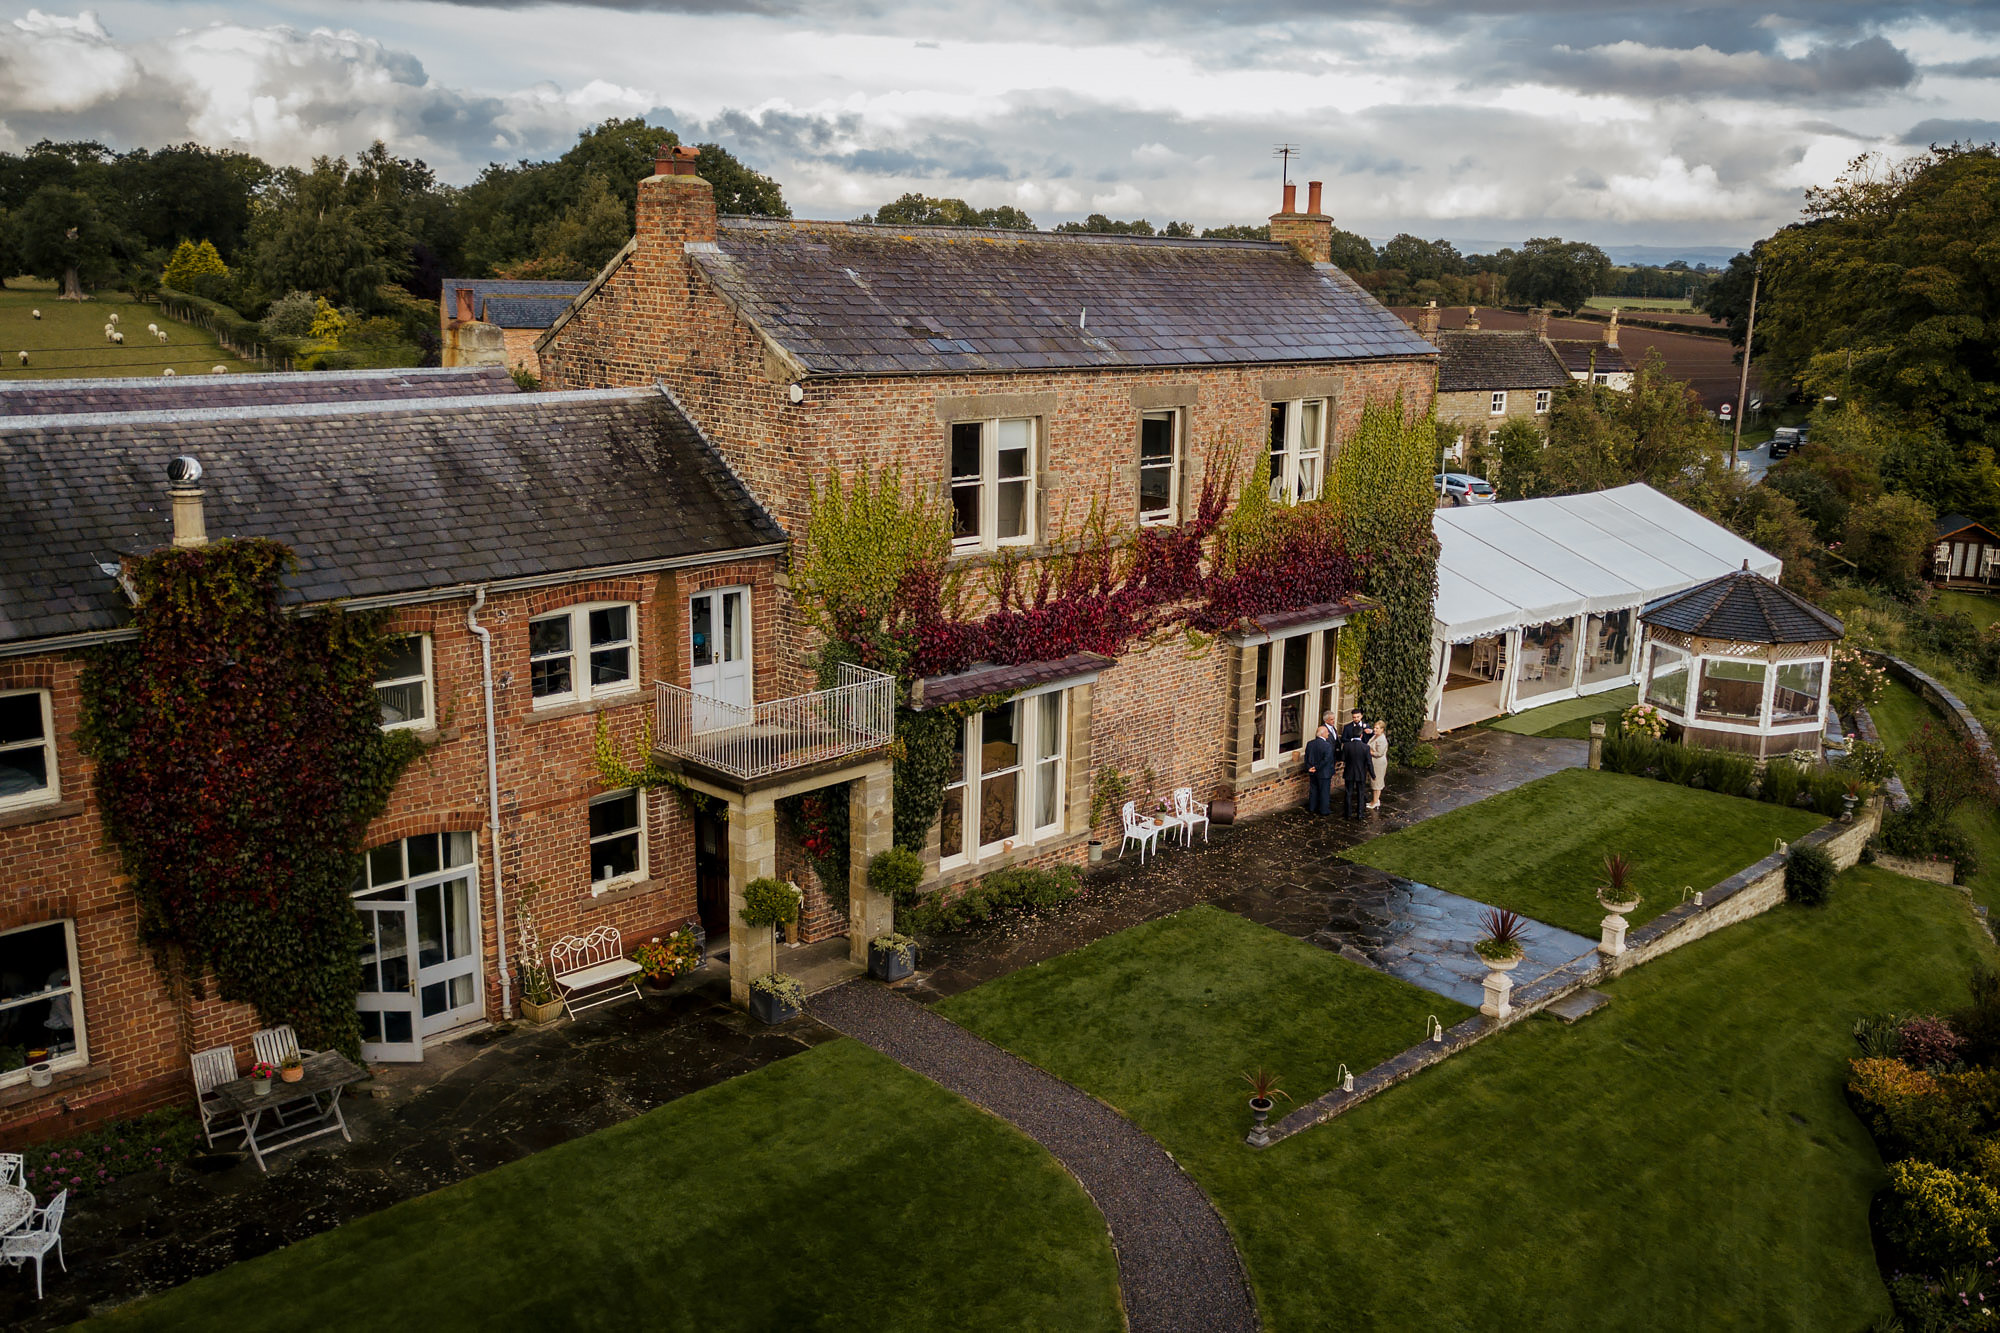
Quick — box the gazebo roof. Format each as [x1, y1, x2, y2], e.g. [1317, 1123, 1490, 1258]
[1641, 568, 1843, 645]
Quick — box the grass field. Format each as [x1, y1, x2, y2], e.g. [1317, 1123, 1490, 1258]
[1936, 589, 2000, 632]
[0, 280, 258, 379]
[1865, 674, 2000, 916]
[1484, 684, 1636, 738]
[1345, 768, 1823, 935]
[946, 869, 1993, 1330]
[91, 1041, 1123, 1332]
[1584, 295, 1694, 311]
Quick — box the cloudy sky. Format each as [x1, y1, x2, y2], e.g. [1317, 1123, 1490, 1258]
[2, 1, 1998, 249]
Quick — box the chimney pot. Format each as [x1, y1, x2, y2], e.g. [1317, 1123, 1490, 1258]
[454, 286, 475, 323]
[1282, 182, 1297, 214]
[166, 456, 208, 548]
[1306, 181, 1322, 215]
[1604, 309, 1620, 349]
[656, 144, 701, 177]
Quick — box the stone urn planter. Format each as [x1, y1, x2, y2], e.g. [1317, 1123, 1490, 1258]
[1598, 896, 1640, 918]
[520, 995, 564, 1026]
[1248, 1095, 1273, 1128]
[868, 936, 917, 983]
[1474, 947, 1523, 972]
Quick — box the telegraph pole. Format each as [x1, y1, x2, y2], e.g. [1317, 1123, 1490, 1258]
[1730, 262, 1761, 472]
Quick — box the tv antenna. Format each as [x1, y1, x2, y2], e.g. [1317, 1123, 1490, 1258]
[1273, 144, 1298, 187]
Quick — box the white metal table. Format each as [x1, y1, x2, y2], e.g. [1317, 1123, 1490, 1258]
[0, 1184, 32, 1235]
[208, 1051, 367, 1172]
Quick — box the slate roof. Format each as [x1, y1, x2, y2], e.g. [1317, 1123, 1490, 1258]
[443, 278, 589, 329]
[1640, 569, 1843, 644]
[0, 388, 785, 646]
[0, 366, 518, 418]
[1549, 340, 1633, 377]
[1936, 513, 1999, 541]
[687, 218, 1437, 377]
[1434, 332, 1572, 393]
[912, 652, 1115, 712]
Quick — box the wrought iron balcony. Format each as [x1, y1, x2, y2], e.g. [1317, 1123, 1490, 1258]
[654, 662, 897, 783]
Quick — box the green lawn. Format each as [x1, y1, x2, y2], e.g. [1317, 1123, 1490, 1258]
[1865, 673, 2000, 915]
[1584, 295, 1693, 311]
[1936, 589, 2000, 632]
[949, 870, 1994, 1330]
[91, 1041, 1122, 1332]
[0, 281, 258, 379]
[1345, 768, 1823, 936]
[1484, 684, 1636, 738]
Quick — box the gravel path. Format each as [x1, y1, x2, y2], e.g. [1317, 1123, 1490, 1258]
[811, 980, 1258, 1333]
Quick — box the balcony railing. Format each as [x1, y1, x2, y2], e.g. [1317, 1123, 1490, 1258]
[654, 662, 897, 782]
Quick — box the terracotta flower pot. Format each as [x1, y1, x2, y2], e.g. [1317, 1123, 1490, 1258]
[280, 1064, 305, 1083]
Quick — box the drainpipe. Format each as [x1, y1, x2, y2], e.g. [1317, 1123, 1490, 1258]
[468, 587, 512, 1019]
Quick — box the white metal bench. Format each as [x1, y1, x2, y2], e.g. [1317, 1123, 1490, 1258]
[549, 925, 643, 1019]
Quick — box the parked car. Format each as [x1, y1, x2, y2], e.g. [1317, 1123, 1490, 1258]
[1767, 427, 1800, 459]
[1436, 473, 1495, 505]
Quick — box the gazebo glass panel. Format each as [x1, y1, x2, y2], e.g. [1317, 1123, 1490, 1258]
[1697, 658, 1767, 722]
[1772, 659, 1825, 722]
[1644, 644, 1690, 713]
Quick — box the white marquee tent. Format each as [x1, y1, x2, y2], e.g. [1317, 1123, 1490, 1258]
[1427, 483, 1780, 731]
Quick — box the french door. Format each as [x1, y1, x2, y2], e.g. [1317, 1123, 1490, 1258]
[690, 588, 752, 730]
[354, 833, 484, 1063]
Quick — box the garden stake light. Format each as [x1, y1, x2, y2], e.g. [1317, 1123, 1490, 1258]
[1427, 1015, 1444, 1044]
[1681, 885, 1704, 908]
[1337, 1063, 1354, 1093]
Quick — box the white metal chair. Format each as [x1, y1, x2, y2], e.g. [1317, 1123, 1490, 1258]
[1170, 788, 1210, 846]
[190, 1046, 248, 1148]
[2, 1188, 66, 1300]
[0, 1153, 20, 1187]
[1118, 800, 1167, 864]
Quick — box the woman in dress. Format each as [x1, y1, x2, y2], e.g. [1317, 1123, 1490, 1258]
[1367, 719, 1390, 810]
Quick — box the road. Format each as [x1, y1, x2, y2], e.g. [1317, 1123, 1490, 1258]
[1729, 441, 1776, 484]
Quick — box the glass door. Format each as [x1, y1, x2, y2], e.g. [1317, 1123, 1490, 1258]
[356, 888, 421, 1062]
[414, 868, 480, 1038]
[690, 588, 752, 731]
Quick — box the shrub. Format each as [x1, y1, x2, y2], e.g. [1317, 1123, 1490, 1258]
[1902, 1015, 1969, 1070]
[22, 1110, 200, 1197]
[1850, 1057, 1979, 1166]
[1886, 1159, 2000, 1268]
[1854, 1015, 1903, 1059]
[1694, 748, 1756, 797]
[868, 847, 926, 905]
[261, 289, 318, 339]
[1401, 743, 1439, 771]
[902, 865, 1080, 933]
[1761, 759, 1803, 809]
[1785, 843, 1837, 906]
[1889, 1263, 1999, 1329]
[1880, 808, 1981, 882]
[740, 876, 801, 928]
[1830, 645, 1888, 713]
[749, 972, 805, 1009]
[1957, 968, 2000, 1069]
[1656, 743, 1697, 787]
[1838, 738, 1893, 784]
[1903, 722, 2000, 828]
[1620, 701, 1669, 739]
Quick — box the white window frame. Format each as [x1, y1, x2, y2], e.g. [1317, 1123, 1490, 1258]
[0, 918, 87, 1089]
[1137, 409, 1182, 526]
[1249, 627, 1340, 771]
[588, 787, 648, 892]
[375, 633, 433, 732]
[0, 688, 57, 813]
[1534, 389, 1551, 414]
[937, 685, 1068, 873]
[949, 417, 1038, 553]
[529, 602, 639, 709]
[1490, 391, 1507, 416]
[1594, 372, 1611, 386]
[1266, 398, 1327, 506]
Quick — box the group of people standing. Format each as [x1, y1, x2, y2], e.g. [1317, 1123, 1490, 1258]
[1303, 708, 1389, 818]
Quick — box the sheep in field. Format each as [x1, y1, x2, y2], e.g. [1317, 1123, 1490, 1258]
[108, 312, 119, 324]
[211, 365, 227, 374]
[146, 323, 158, 334]
[103, 324, 114, 339]
[30, 309, 40, 320]
[161, 368, 175, 377]
[156, 330, 167, 342]
[16, 351, 26, 365]
[110, 331, 124, 344]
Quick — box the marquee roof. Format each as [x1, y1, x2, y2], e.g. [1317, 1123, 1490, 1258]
[1432, 483, 1780, 642]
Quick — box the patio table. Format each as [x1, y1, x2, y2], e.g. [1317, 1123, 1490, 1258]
[0, 1184, 31, 1234]
[208, 1051, 367, 1173]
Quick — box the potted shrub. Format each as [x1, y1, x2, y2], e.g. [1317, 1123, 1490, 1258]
[1087, 768, 1128, 863]
[279, 1054, 305, 1083]
[749, 972, 805, 1025]
[868, 932, 917, 982]
[1473, 907, 1527, 971]
[1595, 852, 1642, 916]
[250, 1061, 277, 1096]
[741, 876, 800, 957]
[1242, 1068, 1290, 1128]
[518, 959, 563, 1025]
[1841, 779, 1873, 822]
[633, 936, 686, 989]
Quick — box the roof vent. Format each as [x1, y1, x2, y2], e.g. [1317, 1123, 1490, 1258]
[166, 455, 207, 548]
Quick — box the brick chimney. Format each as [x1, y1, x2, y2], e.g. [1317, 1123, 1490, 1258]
[1268, 178, 1333, 264]
[1418, 300, 1441, 340]
[1604, 308, 1620, 349]
[637, 143, 716, 250]
[453, 286, 475, 324]
[1527, 308, 1549, 338]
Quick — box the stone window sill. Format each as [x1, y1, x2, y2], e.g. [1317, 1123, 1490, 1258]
[1232, 754, 1304, 793]
[525, 691, 646, 727]
[0, 798, 85, 832]
[0, 1061, 103, 1112]
[928, 830, 1090, 891]
[590, 875, 671, 907]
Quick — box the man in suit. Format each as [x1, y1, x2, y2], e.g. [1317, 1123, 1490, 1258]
[1340, 725, 1373, 818]
[1339, 709, 1368, 744]
[1303, 724, 1335, 815]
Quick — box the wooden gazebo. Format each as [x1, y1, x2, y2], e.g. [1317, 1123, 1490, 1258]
[1637, 566, 1843, 757]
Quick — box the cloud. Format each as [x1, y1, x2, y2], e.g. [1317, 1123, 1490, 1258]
[1533, 35, 1917, 100]
[1928, 55, 2000, 78]
[1902, 117, 2000, 144]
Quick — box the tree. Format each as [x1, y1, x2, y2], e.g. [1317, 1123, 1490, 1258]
[861, 194, 1034, 229]
[247, 150, 422, 308]
[1378, 235, 1463, 283]
[161, 238, 231, 301]
[116, 143, 270, 258]
[1496, 353, 1726, 507]
[1699, 251, 1764, 358]
[506, 173, 632, 280]
[1327, 227, 1375, 272]
[1490, 418, 1555, 500]
[1842, 493, 1936, 588]
[1764, 465, 1850, 543]
[1201, 223, 1269, 240]
[13, 184, 128, 298]
[1054, 215, 1156, 235]
[1505, 237, 1611, 312]
[1717, 481, 1823, 596]
[694, 142, 789, 217]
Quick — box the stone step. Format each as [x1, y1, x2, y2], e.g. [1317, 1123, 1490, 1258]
[1543, 988, 1611, 1024]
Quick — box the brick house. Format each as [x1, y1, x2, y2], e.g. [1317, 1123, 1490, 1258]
[1550, 311, 1635, 391]
[440, 279, 589, 379]
[538, 154, 1437, 895]
[1413, 304, 1569, 469]
[0, 370, 888, 1142]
